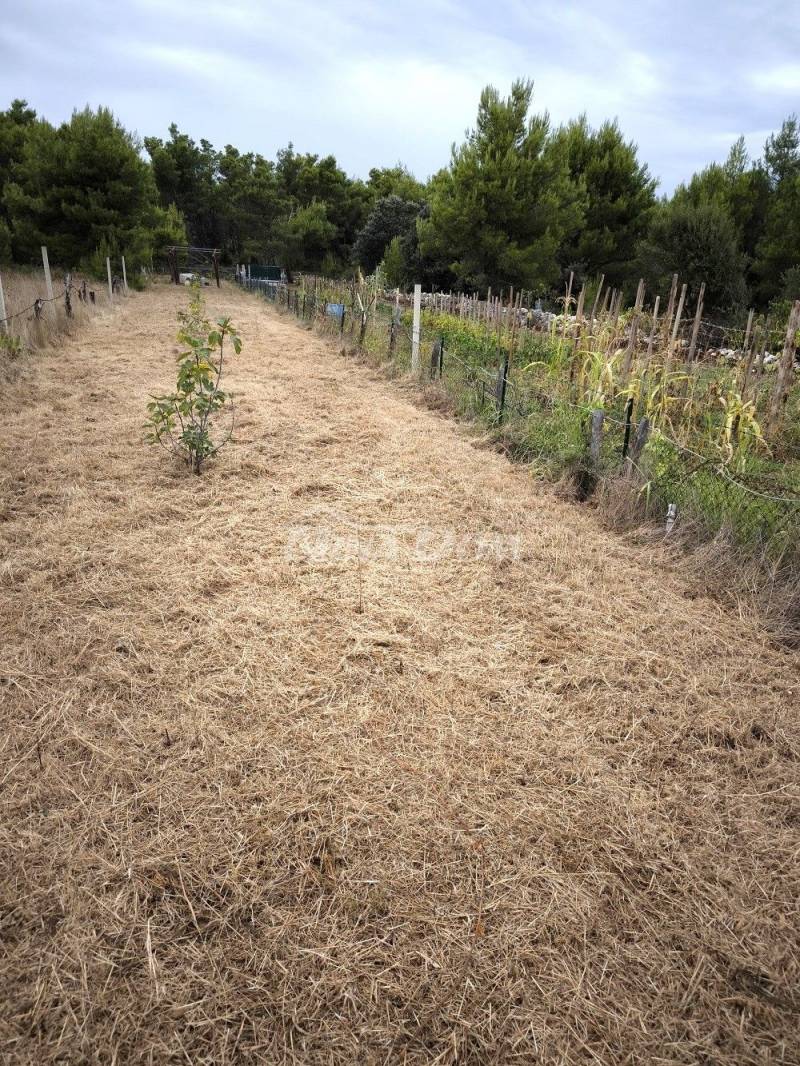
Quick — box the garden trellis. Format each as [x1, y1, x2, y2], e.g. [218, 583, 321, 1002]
[165, 246, 222, 287]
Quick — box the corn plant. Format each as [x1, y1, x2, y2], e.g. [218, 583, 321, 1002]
[718, 391, 765, 466]
[579, 346, 621, 408]
[145, 286, 241, 474]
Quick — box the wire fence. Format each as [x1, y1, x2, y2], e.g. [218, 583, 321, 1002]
[239, 277, 800, 571]
[0, 268, 114, 359]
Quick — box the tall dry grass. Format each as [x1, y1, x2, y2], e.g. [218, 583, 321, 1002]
[0, 267, 107, 359]
[595, 472, 800, 644]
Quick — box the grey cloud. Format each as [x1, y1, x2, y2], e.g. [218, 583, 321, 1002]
[1, 0, 798, 190]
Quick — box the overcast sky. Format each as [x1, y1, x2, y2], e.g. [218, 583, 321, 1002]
[2, 0, 798, 193]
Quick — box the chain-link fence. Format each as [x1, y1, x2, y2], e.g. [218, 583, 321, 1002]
[240, 277, 800, 571]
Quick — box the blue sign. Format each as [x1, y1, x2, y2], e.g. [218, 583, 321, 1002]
[326, 302, 344, 316]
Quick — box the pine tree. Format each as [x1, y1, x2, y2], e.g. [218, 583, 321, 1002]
[418, 80, 585, 293]
[353, 195, 420, 274]
[555, 116, 656, 290]
[144, 125, 223, 248]
[636, 200, 747, 312]
[380, 236, 407, 288]
[753, 117, 800, 305]
[4, 107, 167, 270]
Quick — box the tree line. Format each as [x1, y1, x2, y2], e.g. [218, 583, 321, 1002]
[1, 81, 798, 315]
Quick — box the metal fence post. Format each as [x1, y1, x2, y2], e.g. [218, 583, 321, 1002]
[0, 271, 8, 335]
[621, 396, 634, 458]
[589, 409, 604, 466]
[495, 355, 509, 422]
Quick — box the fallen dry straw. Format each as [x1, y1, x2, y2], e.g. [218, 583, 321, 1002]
[1, 282, 799, 1063]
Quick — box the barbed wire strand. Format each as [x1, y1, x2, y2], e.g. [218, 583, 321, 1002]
[0, 284, 75, 325]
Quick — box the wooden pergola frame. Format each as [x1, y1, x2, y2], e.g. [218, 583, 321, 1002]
[166, 246, 221, 288]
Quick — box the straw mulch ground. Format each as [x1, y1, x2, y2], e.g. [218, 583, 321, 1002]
[1, 282, 798, 1065]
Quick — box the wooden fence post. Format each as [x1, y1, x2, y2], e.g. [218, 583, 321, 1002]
[742, 307, 754, 360]
[687, 282, 705, 362]
[411, 283, 421, 374]
[561, 271, 573, 339]
[106, 257, 113, 305]
[664, 282, 687, 377]
[766, 300, 800, 438]
[41, 245, 56, 320]
[0, 271, 7, 335]
[590, 273, 605, 322]
[610, 289, 623, 329]
[642, 296, 660, 379]
[575, 286, 585, 326]
[168, 248, 178, 285]
[625, 416, 650, 476]
[41, 246, 54, 302]
[430, 338, 441, 379]
[570, 287, 586, 391]
[121, 256, 128, 294]
[621, 281, 645, 381]
[755, 317, 770, 381]
[739, 308, 756, 396]
[661, 273, 679, 348]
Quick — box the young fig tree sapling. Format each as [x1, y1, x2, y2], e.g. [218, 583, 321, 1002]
[145, 285, 242, 474]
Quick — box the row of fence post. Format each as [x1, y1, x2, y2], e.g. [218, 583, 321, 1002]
[245, 274, 800, 549]
[254, 276, 528, 432]
[269, 276, 665, 519]
[243, 278, 649, 454]
[240, 273, 704, 541]
[0, 246, 128, 337]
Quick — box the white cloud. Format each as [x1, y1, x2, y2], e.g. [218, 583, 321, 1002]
[751, 65, 800, 94]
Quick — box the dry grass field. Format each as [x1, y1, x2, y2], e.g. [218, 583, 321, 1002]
[1, 281, 799, 1064]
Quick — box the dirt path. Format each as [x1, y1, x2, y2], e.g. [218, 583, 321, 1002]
[2, 282, 798, 1065]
